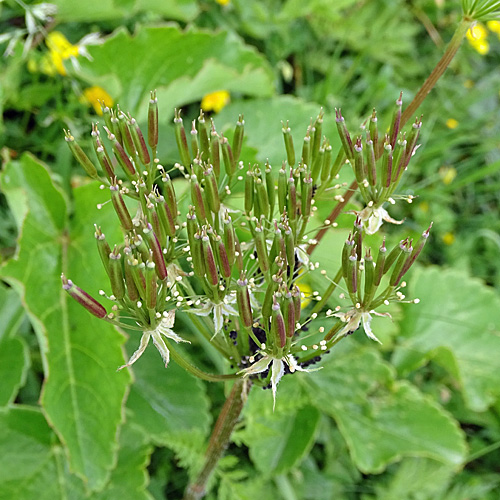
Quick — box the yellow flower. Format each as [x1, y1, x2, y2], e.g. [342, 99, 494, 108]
[215, 0, 230, 4]
[445, 118, 459, 129]
[81, 86, 114, 115]
[487, 20, 500, 34]
[201, 90, 230, 113]
[442, 232, 455, 246]
[467, 23, 490, 55]
[46, 31, 79, 59]
[297, 281, 312, 309]
[439, 166, 457, 185]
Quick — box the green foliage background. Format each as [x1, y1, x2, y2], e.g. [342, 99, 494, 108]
[1, 0, 500, 498]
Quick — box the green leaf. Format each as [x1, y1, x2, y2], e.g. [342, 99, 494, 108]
[0, 406, 87, 500]
[240, 377, 320, 475]
[215, 96, 341, 166]
[126, 339, 211, 443]
[0, 154, 131, 490]
[51, 0, 199, 22]
[0, 284, 29, 406]
[302, 348, 467, 473]
[76, 26, 274, 117]
[392, 267, 500, 412]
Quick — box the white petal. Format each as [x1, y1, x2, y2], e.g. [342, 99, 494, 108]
[188, 302, 213, 317]
[271, 359, 285, 411]
[361, 312, 382, 344]
[117, 332, 150, 371]
[296, 245, 310, 266]
[151, 331, 171, 367]
[381, 207, 404, 225]
[221, 302, 238, 316]
[238, 356, 271, 377]
[162, 310, 176, 328]
[211, 304, 224, 339]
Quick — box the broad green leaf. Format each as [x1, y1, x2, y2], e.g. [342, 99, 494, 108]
[392, 267, 500, 412]
[75, 26, 274, 118]
[0, 406, 86, 500]
[215, 96, 341, 166]
[240, 377, 320, 475]
[0, 285, 29, 406]
[51, 0, 199, 22]
[126, 340, 211, 443]
[302, 348, 467, 473]
[94, 419, 154, 500]
[0, 154, 131, 490]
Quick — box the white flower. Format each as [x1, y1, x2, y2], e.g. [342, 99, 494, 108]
[239, 353, 320, 409]
[189, 294, 238, 339]
[358, 205, 403, 235]
[333, 308, 391, 344]
[118, 310, 189, 370]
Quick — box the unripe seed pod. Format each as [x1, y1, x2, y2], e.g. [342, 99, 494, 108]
[369, 109, 378, 153]
[191, 231, 206, 278]
[321, 142, 332, 183]
[161, 173, 178, 219]
[197, 111, 210, 161]
[265, 162, 275, 216]
[145, 260, 157, 310]
[311, 110, 324, 163]
[117, 110, 136, 157]
[143, 223, 168, 281]
[346, 247, 358, 295]
[335, 108, 354, 161]
[262, 273, 282, 324]
[203, 167, 220, 214]
[381, 143, 393, 188]
[210, 121, 221, 177]
[202, 231, 219, 286]
[223, 215, 236, 266]
[233, 115, 244, 164]
[255, 176, 270, 220]
[107, 129, 137, 180]
[174, 109, 191, 169]
[278, 165, 287, 214]
[301, 175, 313, 218]
[366, 137, 376, 186]
[389, 91, 403, 149]
[64, 130, 98, 179]
[94, 136, 114, 181]
[383, 239, 405, 274]
[61, 274, 107, 319]
[110, 183, 133, 230]
[236, 274, 253, 328]
[129, 117, 151, 166]
[244, 168, 254, 214]
[374, 239, 387, 286]
[302, 129, 311, 169]
[123, 248, 140, 302]
[353, 138, 365, 184]
[287, 176, 297, 221]
[363, 249, 374, 303]
[109, 246, 126, 300]
[148, 90, 158, 150]
[282, 121, 295, 167]
[292, 284, 301, 319]
[405, 116, 422, 168]
[216, 235, 232, 278]
[190, 120, 199, 159]
[254, 223, 270, 275]
[221, 135, 235, 176]
[271, 297, 286, 349]
[190, 175, 207, 222]
[94, 225, 111, 275]
[311, 145, 324, 183]
[283, 290, 295, 338]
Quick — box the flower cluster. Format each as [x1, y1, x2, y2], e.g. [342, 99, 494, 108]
[63, 92, 430, 406]
[466, 21, 500, 54]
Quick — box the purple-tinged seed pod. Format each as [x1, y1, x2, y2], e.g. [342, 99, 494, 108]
[221, 134, 235, 177]
[374, 239, 387, 287]
[291, 284, 301, 320]
[271, 296, 287, 349]
[64, 130, 99, 179]
[383, 239, 405, 274]
[405, 115, 422, 168]
[210, 120, 221, 178]
[61, 274, 107, 319]
[190, 119, 199, 159]
[203, 167, 220, 214]
[389, 91, 403, 149]
[110, 182, 133, 230]
[174, 109, 191, 170]
[202, 230, 219, 286]
[94, 135, 115, 181]
[236, 274, 253, 328]
[190, 175, 207, 222]
[129, 117, 151, 166]
[283, 289, 295, 338]
[197, 111, 210, 162]
[335, 108, 354, 161]
[145, 260, 157, 310]
[162, 173, 178, 218]
[148, 90, 158, 151]
[223, 215, 236, 266]
[143, 223, 168, 281]
[105, 127, 137, 180]
[124, 248, 140, 302]
[117, 109, 136, 158]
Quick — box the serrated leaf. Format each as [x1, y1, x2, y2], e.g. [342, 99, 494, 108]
[125, 339, 211, 444]
[75, 26, 274, 118]
[215, 96, 341, 166]
[302, 348, 467, 473]
[240, 376, 320, 475]
[51, 0, 199, 22]
[392, 267, 500, 412]
[0, 406, 87, 500]
[0, 154, 131, 490]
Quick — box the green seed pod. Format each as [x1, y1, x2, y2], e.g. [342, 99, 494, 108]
[283, 289, 295, 338]
[374, 239, 387, 286]
[129, 117, 151, 166]
[148, 90, 158, 151]
[174, 109, 191, 169]
[282, 121, 295, 167]
[287, 176, 297, 222]
[157, 195, 176, 237]
[278, 164, 287, 214]
[61, 274, 107, 319]
[143, 223, 168, 281]
[342, 234, 355, 283]
[236, 274, 253, 328]
[244, 168, 254, 214]
[254, 222, 270, 275]
[107, 128, 137, 180]
[321, 142, 332, 183]
[271, 296, 287, 349]
[363, 248, 374, 304]
[210, 120, 221, 178]
[94, 225, 111, 275]
[131, 233, 150, 263]
[110, 183, 133, 231]
[117, 110, 136, 158]
[302, 129, 311, 168]
[405, 116, 422, 168]
[94, 136, 114, 181]
[301, 174, 313, 218]
[204, 166, 220, 214]
[397, 223, 432, 281]
[389, 91, 403, 148]
[369, 109, 378, 153]
[346, 247, 358, 295]
[129, 258, 147, 302]
[291, 284, 301, 320]
[223, 215, 236, 266]
[191, 230, 206, 278]
[284, 224, 295, 273]
[381, 143, 393, 188]
[123, 248, 140, 302]
[147, 197, 166, 247]
[392, 137, 407, 184]
[190, 175, 207, 222]
[366, 137, 377, 186]
[255, 176, 270, 220]
[161, 173, 178, 219]
[197, 111, 210, 162]
[216, 235, 232, 278]
[202, 231, 219, 286]
[145, 260, 157, 310]
[221, 135, 235, 177]
[265, 162, 275, 217]
[233, 114, 244, 164]
[262, 272, 282, 324]
[329, 149, 345, 180]
[311, 145, 324, 183]
[390, 239, 411, 286]
[353, 138, 365, 184]
[101, 102, 113, 133]
[64, 130, 99, 179]
[383, 239, 404, 274]
[335, 109, 354, 161]
[110, 110, 123, 145]
[109, 246, 126, 300]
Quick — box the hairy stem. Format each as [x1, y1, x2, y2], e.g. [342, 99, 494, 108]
[183, 379, 247, 500]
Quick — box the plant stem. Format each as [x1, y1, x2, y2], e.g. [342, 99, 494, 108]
[183, 378, 247, 500]
[400, 17, 471, 130]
